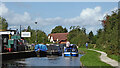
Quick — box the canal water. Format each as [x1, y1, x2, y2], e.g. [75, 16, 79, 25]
[2, 54, 83, 67]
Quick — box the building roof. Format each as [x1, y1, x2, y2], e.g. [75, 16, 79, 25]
[49, 33, 69, 41]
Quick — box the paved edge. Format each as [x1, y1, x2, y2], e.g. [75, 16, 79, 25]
[88, 49, 119, 67]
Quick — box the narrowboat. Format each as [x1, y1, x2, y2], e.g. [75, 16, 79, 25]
[64, 44, 78, 57]
[47, 44, 62, 56]
[35, 44, 48, 57]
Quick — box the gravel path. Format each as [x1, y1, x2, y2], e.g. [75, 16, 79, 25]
[88, 49, 119, 68]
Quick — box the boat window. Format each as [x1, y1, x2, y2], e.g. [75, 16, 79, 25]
[65, 48, 72, 52]
[65, 47, 78, 52]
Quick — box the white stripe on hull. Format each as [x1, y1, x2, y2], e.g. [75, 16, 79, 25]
[64, 52, 78, 54]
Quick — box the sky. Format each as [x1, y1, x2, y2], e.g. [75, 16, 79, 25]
[0, 2, 118, 35]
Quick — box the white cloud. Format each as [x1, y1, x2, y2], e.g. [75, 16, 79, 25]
[32, 6, 104, 34]
[62, 6, 103, 34]
[0, 3, 116, 35]
[80, 7, 101, 19]
[7, 12, 32, 25]
[0, 3, 8, 16]
[0, 3, 33, 26]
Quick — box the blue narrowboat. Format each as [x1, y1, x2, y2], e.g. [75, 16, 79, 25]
[64, 44, 78, 57]
[35, 44, 48, 57]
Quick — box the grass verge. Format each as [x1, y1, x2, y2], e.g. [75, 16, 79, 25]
[88, 44, 119, 62]
[79, 48, 115, 68]
[107, 54, 120, 62]
[90, 48, 120, 62]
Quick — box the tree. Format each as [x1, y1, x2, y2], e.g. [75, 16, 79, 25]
[22, 26, 48, 44]
[51, 26, 68, 33]
[82, 27, 86, 34]
[70, 26, 72, 30]
[0, 17, 8, 30]
[88, 31, 94, 43]
[27, 26, 31, 31]
[96, 9, 119, 55]
[63, 27, 68, 33]
[68, 26, 88, 46]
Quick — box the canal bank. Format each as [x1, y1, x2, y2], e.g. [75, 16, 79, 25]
[1, 50, 37, 61]
[1, 50, 62, 61]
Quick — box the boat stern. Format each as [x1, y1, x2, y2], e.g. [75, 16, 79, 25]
[64, 52, 78, 57]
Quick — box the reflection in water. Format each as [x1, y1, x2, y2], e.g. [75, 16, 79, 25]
[2, 54, 83, 67]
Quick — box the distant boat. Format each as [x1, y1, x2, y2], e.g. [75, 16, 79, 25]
[64, 44, 78, 57]
[35, 44, 48, 57]
[47, 44, 62, 56]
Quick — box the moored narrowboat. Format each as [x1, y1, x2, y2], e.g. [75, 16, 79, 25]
[35, 44, 48, 57]
[64, 44, 78, 57]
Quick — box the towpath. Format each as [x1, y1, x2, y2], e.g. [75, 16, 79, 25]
[88, 49, 119, 68]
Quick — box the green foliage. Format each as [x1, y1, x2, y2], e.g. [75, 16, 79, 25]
[69, 9, 119, 61]
[88, 31, 94, 43]
[51, 26, 68, 33]
[68, 26, 88, 46]
[96, 9, 119, 55]
[107, 54, 120, 62]
[22, 26, 48, 44]
[63, 27, 68, 33]
[0, 16, 8, 30]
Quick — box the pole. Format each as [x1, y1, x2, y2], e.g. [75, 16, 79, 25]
[0, 35, 2, 52]
[35, 22, 37, 44]
[20, 25, 21, 37]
